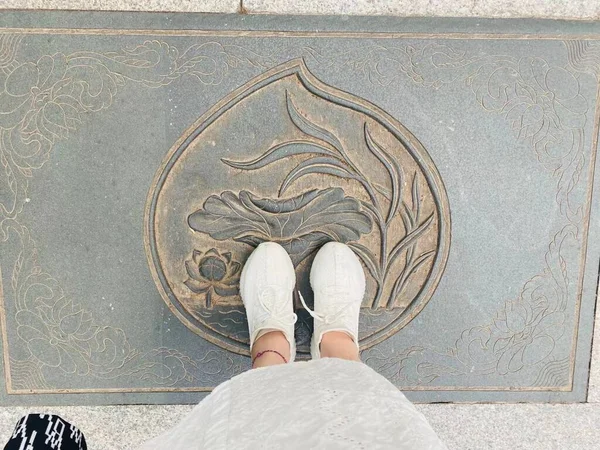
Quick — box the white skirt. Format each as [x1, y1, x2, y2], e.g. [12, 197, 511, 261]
[140, 358, 447, 449]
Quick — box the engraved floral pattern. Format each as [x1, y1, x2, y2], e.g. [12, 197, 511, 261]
[184, 248, 242, 307]
[0, 40, 271, 237]
[16, 297, 124, 374]
[222, 91, 441, 309]
[363, 226, 573, 384]
[6, 225, 241, 387]
[0, 31, 594, 395]
[150, 60, 448, 356]
[0, 37, 262, 391]
[315, 43, 588, 223]
[352, 42, 591, 386]
[188, 188, 373, 265]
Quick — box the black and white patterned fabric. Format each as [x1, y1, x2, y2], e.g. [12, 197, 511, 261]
[4, 414, 86, 450]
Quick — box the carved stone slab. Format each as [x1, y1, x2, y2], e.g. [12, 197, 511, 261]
[147, 60, 450, 355]
[0, 12, 599, 404]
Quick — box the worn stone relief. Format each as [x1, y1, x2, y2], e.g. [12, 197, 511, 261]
[0, 32, 596, 394]
[147, 59, 450, 355]
[338, 42, 591, 387]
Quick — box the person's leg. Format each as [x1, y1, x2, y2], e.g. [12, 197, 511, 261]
[240, 242, 298, 369]
[251, 330, 291, 368]
[319, 331, 360, 361]
[301, 241, 365, 361]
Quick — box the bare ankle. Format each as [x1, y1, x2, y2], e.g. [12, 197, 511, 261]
[320, 331, 360, 361]
[252, 331, 291, 368]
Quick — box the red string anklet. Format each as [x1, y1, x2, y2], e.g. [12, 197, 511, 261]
[252, 349, 288, 366]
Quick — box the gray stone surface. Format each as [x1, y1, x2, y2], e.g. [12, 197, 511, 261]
[421, 404, 600, 450]
[244, 0, 600, 19]
[3, 0, 600, 20]
[0, 12, 599, 405]
[1, 404, 599, 449]
[588, 285, 600, 403]
[0, 0, 239, 12]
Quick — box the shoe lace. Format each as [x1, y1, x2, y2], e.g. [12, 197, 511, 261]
[257, 285, 298, 326]
[298, 288, 356, 325]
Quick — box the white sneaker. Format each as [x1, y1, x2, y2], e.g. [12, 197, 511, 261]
[240, 242, 297, 362]
[301, 242, 366, 359]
